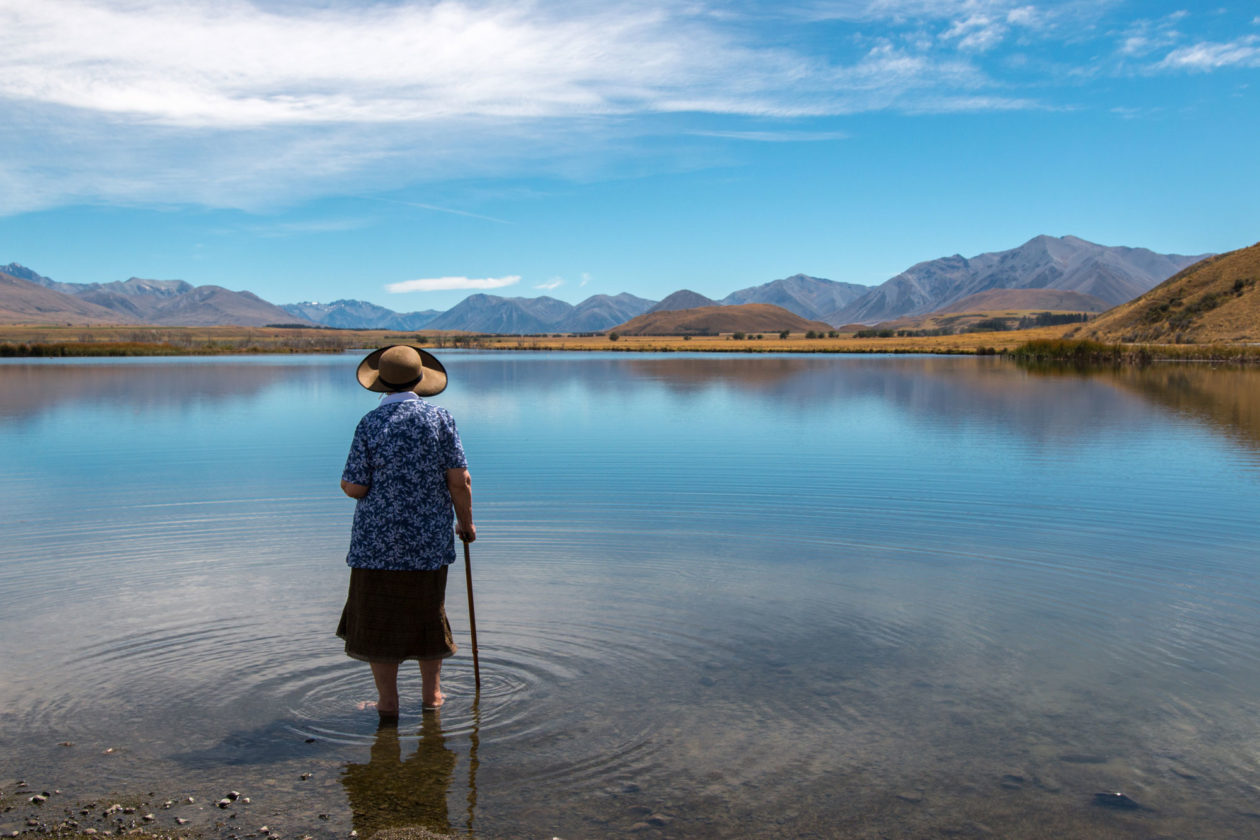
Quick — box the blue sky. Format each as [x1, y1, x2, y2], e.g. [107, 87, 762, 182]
[1, 0, 1257, 312]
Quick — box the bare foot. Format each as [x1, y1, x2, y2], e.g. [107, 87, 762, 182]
[423, 692, 445, 711]
[356, 699, 399, 716]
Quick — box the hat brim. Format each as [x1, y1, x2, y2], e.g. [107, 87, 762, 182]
[356, 345, 448, 397]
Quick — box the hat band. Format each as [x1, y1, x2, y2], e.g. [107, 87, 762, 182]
[378, 373, 423, 391]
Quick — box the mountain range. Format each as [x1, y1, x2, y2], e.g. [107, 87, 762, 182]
[615, 303, 834, 336]
[830, 235, 1209, 325]
[2, 263, 299, 327]
[0, 236, 1215, 331]
[281, 299, 440, 331]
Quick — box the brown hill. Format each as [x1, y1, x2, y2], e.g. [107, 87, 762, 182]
[0, 271, 131, 325]
[1074, 243, 1260, 343]
[932, 288, 1109, 315]
[612, 303, 833, 336]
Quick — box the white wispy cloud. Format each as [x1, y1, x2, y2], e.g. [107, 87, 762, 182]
[387, 275, 521, 293]
[0, 0, 1151, 215]
[535, 278, 565, 290]
[1117, 11, 1187, 57]
[940, 14, 1007, 52]
[1159, 36, 1260, 71]
[0, 0, 812, 129]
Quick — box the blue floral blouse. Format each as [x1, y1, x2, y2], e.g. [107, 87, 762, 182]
[342, 395, 468, 571]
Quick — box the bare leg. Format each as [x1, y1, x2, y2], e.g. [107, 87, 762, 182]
[370, 661, 400, 717]
[420, 658, 444, 710]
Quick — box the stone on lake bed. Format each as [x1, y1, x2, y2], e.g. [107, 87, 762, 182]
[1093, 791, 1143, 810]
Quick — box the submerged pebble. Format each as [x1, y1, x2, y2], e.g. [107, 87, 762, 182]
[1093, 792, 1143, 810]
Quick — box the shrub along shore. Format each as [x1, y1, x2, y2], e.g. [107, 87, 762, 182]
[1, 325, 1258, 363]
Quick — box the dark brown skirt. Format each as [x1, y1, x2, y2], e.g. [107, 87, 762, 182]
[337, 566, 457, 663]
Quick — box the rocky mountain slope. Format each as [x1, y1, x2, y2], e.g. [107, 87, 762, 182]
[831, 236, 1210, 325]
[1073, 241, 1260, 343]
[722, 273, 867, 320]
[647, 290, 718, 313]
[4, 264, 307, 327]
[613, 304, 833, 336]
[283, 299, 440, 331]
[931, 288, 1111, 315]
[0, 270, 130, 325]
[420, 292, 657, 333]
[558, 293, 657, 332]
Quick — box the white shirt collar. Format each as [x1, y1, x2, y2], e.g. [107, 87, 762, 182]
[381, 392, 420, 404]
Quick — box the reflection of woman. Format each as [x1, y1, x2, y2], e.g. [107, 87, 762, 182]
[340, 715, 457, 837]
[337, 345, 476, 718]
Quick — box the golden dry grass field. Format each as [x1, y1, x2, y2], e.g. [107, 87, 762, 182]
[5, 322, 1258, 361]
[0, 323, 1076, 356]
[478, 325, 1073, 353]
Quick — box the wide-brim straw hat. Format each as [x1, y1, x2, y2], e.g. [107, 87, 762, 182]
[355, 345, 448, 397]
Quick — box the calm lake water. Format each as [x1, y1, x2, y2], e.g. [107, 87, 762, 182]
[2, 351, 1260, 839]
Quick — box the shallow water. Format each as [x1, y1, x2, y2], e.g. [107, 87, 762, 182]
[2, 352, 1260, 838]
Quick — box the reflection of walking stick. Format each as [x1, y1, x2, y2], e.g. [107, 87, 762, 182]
[462, 538, 481, 692]
[465, 696, 480, 837]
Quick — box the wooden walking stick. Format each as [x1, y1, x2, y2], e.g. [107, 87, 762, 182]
[462, 537, 481, 691]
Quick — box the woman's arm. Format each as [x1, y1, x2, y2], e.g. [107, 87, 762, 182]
[446, 467, 475, 543]
[341, 479, 369, 499]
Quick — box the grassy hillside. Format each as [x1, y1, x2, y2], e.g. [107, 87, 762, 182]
[611, 303, 834, 336]
[1073, 242, 1260, 343]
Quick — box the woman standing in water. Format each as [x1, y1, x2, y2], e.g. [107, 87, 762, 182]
[337, 345, 475, 719]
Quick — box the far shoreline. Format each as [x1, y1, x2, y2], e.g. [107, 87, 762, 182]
[2, 324, 1258, 364]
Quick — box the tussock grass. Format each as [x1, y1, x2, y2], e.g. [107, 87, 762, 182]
[1010, 338, 1260, 365]
[1, 341, 188, 357]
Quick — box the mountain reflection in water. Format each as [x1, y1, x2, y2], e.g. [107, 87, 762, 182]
[3, 353, 1259, 458]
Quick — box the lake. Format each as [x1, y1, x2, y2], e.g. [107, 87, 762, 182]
[2, 351, 1260, 839]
